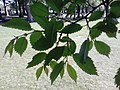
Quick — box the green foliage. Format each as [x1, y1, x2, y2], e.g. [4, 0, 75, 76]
[36, 66, 43, 80]
[110, 1, 120, 18]
[67, 64, 77, 82]
[4, 39, 15, 57]
[67, 3, 76, 15]
[94, 40, 111, 57]
[90, 28, 102, 39]
[73, 54, 97, 75]
[2, 18, 32, 31]
[30, 3, 49, 17]
[89, 10, 103, 21]
[114, 68, 120, 89]
[27, 52, 47, 68]
[50, 61, 64, 84]
[61, 24, 82, 34]
[45, 46, 64, 65]
[44, 66, 49, 76]
[79, 39, 90, 63]
[14, 37, 28, 56]
[3, 0, 120, 87]
[30, 31, 43, 46]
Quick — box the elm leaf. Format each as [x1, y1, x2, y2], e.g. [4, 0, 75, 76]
[94, 40, 111, 57]
[14, 37, 28, 56]
[50, 61, 64, 84]
[67, 64, 77, 82]
[36, 66, 43, 80]
[73, 54, 97, 75]
[27, 52, 47, 68]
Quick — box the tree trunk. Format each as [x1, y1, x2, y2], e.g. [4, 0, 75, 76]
[25, 0, 34, 22]
[2, 0, 7, 15]
[14, 0, 18, 15]
[18, 0, 24, 17]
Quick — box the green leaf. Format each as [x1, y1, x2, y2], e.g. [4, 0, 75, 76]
[94, 21, 118, 33]
[32, 16, 49, 29]
[14, 37, 28, 56]
[50, 61, 64, 84]
[67, 3, 76, 15]
[79, 39, 90, 63]
[114, 68, 120, 89]
[50, 61, 58, 69]
[56, 21, 64, 30]
[30, 31, 43, 46]
[30, 3, 49, 17]
[45, 20, 58, 46]
[89, 41, 93, 51]
[60, 65, 64, 79]
[2, 18, 32, 31]
[90, 28, 102, 39]
[89, 10, 103, 21]
[106, 32, 117, 38]
[45, 46, 64, 65]
[4, 39, 15, 57]
[46, 0, 63, 13]
[67, 64, 77, 82]
[69, 39, 76, 54]
[27, 52, 47, 68]
[61, 24, 82, 34]
[32, 36, 52, 51]
[94, 40, 111, 57]
[36, 66, 43, 80]
[73, 54, 97, 75]
[110, 1, 120, 18]
[44, 66, 49, 76]
[60, 36, 70, 42]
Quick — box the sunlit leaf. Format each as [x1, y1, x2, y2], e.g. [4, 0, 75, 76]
[36, 66, 43, 80]
[67, 64, 77, 82]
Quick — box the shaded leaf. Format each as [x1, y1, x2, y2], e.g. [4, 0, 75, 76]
[2, 18, 32, 31]
[50, 61, 64, 84]
[89, 10, 103, 21]
[61, 24, 82, 34]
[114, 68, 120, 89]
[79, 39, 90, 63]
[67, 3, 76, 15]
[32, 36, 52, 51]
[67, 64, 77, 82]
[90, 28, 102, 39]
[45, 46, 64, 65]
[14, 37, 28, 56]
[73, 54, 97, 75]
[106, 32, 117, 38]
[30, 2, 49, 17]
[45, 20, 58, 46]
[110, 1, 120, 18]
[27, 52, 47, 68]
